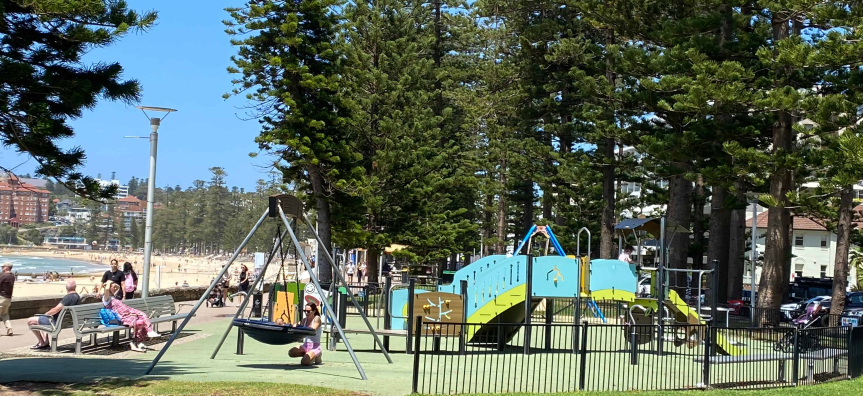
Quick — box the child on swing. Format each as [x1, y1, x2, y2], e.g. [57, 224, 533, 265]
[288, 302, 323, 366]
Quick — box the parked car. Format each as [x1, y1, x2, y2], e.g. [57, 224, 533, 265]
[780, 296, 831, 322]
[840, 292, 863, 327]
[727, 291, 758, 316]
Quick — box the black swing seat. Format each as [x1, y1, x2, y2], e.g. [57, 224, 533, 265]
[232, 319, 316, 345]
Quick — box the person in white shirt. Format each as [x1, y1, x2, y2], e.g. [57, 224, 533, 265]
[346, 261, 355, 283]
[618, 245, 634, 263]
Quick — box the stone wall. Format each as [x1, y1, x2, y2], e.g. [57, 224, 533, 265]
[8, 283, 272, 320]
[8, 286, 212, 320]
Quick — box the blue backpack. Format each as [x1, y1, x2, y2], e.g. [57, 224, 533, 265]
[99, 309, 122, 327]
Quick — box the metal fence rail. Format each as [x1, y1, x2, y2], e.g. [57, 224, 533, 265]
[412, 319, 861, 394]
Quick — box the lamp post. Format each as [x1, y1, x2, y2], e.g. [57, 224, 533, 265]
[129, 106, 176, 298]
[745, 193, 759, 317]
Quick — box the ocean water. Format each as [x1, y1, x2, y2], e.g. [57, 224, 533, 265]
[0, 255, 109, 275]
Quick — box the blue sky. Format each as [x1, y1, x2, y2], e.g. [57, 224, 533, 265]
[2, 0, 274, 190]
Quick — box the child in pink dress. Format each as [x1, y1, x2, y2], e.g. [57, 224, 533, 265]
[103, 282, 158, 352]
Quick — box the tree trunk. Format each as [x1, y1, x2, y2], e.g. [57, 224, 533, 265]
[367, 248, 380, 285]
[708, 186, 732, 301]
[668, 174, 692, 292]
[758, 12, 794, 316]
[830, 185, 853, 323]
[483, 193, 493, 256]
[599, 28, 616, 259]
[521, 179, 534, 238]
[542, 187, 553, 222]
[691, 175, 706, 270]
[496, 158, 507, 254]
[727, 186, 746, 300]
[307, 164, 333, 285]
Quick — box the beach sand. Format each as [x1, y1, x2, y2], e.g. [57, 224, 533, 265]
[2, 249, 258, 298]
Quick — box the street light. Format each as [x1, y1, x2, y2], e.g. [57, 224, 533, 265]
[129, 106, 177, 298]
[745, 192, 759, 318]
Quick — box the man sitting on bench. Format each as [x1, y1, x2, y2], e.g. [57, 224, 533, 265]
[27, 280, 81, 349]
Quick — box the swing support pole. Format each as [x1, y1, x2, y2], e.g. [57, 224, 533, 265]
[279, 206, 369, 380]
[301, 213, 393, 363]
[210, 226, 289, 359]
[145, 209, 269, 375]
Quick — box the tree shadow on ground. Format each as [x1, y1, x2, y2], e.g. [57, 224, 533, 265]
[0, 357, 195, 384]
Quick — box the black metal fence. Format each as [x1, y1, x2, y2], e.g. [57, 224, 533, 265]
[412, 319, 860, 394]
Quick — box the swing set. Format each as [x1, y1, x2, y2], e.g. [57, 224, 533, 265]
[145, 194, 392, 380]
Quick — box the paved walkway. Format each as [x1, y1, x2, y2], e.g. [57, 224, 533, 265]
[0, 301, 411, 396]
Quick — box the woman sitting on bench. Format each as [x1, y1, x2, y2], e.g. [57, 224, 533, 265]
[102, 281, 159, 352]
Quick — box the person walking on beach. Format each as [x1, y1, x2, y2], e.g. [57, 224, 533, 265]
[0, 263, 14, 335]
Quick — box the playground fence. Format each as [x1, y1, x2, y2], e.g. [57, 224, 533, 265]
[412, 319, 859, 394]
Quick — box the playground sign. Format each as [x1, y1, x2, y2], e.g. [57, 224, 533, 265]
[412, 292, 464, 336]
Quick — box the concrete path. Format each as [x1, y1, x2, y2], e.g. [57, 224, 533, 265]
[0, 303, 410, 396]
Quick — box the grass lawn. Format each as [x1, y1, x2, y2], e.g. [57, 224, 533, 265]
[0, 376, 856, 396]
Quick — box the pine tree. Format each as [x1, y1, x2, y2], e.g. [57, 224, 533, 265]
[0, 0, 156, 199]
[226, 0, 356, 284]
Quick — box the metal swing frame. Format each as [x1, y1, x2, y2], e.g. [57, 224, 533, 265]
[144, 195, 393, 379]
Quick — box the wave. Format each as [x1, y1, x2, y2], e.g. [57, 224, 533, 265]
[27, 257, 43, 260]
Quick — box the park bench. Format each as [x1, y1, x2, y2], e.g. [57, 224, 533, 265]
[28, 306, 74, 353]
[695, 348, 847, 383]
[65, 295, 192, 355]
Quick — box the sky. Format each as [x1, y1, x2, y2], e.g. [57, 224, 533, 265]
[2, 0, 275, 190]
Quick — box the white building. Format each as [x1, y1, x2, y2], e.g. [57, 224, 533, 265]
[746, 210, 859, 290]
[65, 206, 92, 223]
[95, 177, 129, 199]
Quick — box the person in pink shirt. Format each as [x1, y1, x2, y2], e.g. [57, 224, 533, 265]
[618, 245, 634, 264]
[102, 281, 159, 352]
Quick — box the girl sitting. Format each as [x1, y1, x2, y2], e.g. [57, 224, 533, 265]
[101, 281, 159, 352]
[288, 303, 323, 366]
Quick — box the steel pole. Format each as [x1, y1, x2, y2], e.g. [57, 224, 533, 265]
[210, 227, 289, 359]
[144, 209, 269, 375]
[141, 118, 160, 298]
[282, 208, 368, 379]
[301, 213, 392, 363]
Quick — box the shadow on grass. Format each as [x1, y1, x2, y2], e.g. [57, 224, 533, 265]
[0, 357, 197, 383]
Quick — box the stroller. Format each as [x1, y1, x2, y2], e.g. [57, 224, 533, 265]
[773, 301, 825, 353]
[208, 282, 226, 307]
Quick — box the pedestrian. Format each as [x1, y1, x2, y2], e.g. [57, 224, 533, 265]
[122, 262, 138, 300]
[346, 261, 355, 283]
[100, 259, 126, 299]
[358, 262, 367, 283]
[0, 263, 14, 335]
[238, 264, 250, 304]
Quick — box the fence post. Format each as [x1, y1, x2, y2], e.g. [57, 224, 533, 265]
[407, 278, 416, 354]
[848, 326, 853, 380]
[524, 255, 533, 356]
[578, 321, 589, 391]
[545, 298, 554, 350]
[236, 328, 244, 355]
[629, 326, 638, 365]
[702, 320, 712, 389]
[793, 327, 800, 386]
[573, 296, 580, 354]
[459, 279, 468, 355]
[384, 276, 392, 351]
[411, 316, 423, 394]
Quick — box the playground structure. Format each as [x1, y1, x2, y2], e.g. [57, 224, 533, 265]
[378, 220, 745, 357]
